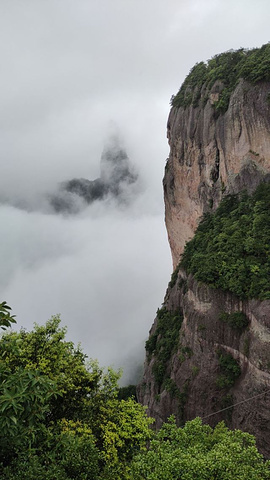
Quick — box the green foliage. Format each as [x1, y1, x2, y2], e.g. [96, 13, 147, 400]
[2, 420, 100, 480]
[0, 312, 153, 480]
[239, 43, 270, 83]
[99, 398, 153, 480]
[0, 316, 118, 423]
[164, 378, 180, 398]
[191, 365, 199, 377]
[168, 263, 181, 288]
[180, 183, 270, 299]
[181, 346, 193, 357]
[0, 367, 59, 466]
[163, 379, 189, 423]
[1, 304, 269, 479]
[131, 417, 270, 480]
[0, 302, 16, 330]
[2, 457, 69, 480]
[54, 420, 99, 479]
[219, 311, 249, 330]
[171, 43, 270, 113]
[145, 307, 183, 388]
[216, 350, 241, 389]
[178, 277, 188, 293]
[118, 384, 137, 401]
[171, 61, 208, 108]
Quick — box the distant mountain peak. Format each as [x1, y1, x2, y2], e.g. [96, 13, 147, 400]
[50, 136, 139, 213]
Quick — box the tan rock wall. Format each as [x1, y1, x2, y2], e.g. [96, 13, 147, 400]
[138, 79, 270, 457]
[164, 80, 270, 268]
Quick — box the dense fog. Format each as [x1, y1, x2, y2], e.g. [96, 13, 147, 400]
[1, 0, 269, 382]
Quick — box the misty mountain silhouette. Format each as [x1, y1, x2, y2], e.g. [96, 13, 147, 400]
[50, 137, 138, 213]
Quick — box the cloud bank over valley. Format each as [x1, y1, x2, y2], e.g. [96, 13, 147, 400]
[1, 0, 269, 382]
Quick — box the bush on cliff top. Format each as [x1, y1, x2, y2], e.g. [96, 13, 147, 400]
[180, 182, 270, 300]
[171, 43, 270, 112]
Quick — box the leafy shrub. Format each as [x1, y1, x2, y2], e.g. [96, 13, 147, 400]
[118, 384, 137, 401]
[181, 346, 193, 357]
[180, 183, 270, 299]
[191, 365, 199, 377]
[216, 350, 241, 389]
[0, 302, 16, 330]
[164, 378, 180, 397]
[145, 307, 183, 388]
[131, 417, 270, 480]
[168, 264, 181, 288]
[171, 43, 270, 113]
[0, 313, 153, 480]
[0, 367, 59, 465]
[1, 304, 270, 479]
[219, 311, 249, 330]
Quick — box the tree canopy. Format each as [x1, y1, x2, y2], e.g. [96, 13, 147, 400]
[132, 416, 270, 480]
[0, 305, 270, 478]
[0, 311, 152, 479]
[171, 43, 270, 113]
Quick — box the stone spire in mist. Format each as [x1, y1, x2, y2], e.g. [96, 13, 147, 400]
[50, 134, 138, 213]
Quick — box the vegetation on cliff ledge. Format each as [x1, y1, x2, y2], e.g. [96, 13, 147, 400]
[180, 182, 270, 300]
[171, 43, 270, 113]
[145, 307, 183, 388]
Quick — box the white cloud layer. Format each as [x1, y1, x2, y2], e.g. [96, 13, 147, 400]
[1, 0, 269, 382]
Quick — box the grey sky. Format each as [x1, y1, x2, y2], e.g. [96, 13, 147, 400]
[1, 0, 269, 382]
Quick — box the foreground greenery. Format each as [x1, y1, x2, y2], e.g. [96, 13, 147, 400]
[0, 304, 270, 479]
[0, 310, 152, 480]
[181, 182, 270, 299]
[171, 43, 270, 113]
[132, 417, 270, 480]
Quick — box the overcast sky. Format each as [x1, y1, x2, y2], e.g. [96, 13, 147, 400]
[1, 0, 269, 383]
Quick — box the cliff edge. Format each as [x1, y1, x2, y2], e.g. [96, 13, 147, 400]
[138, 45, 270, 457]
[164, 46, 270, 268]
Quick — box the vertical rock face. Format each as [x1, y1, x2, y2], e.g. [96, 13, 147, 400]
[138, 76, 270, 457]
[138, 272, 270, 456]
[164, 79, 270, 268]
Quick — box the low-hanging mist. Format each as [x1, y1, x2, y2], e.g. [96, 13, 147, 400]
[1, 0, 269, 384]
[0, 139, 171, 384]
[50, 134, 140, 214]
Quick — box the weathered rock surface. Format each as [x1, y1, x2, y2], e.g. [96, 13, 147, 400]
[138, 78, 270, 457]
[138, 271, 270, 457]
[164, 79, 270, 268]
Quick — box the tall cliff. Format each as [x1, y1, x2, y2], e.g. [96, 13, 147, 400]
[138, 45, 270, 457]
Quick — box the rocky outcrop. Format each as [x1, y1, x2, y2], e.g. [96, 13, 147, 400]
[138, 271, 270, 457]
[164, 79, 270, 268]
[138, 75, 270, 457]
